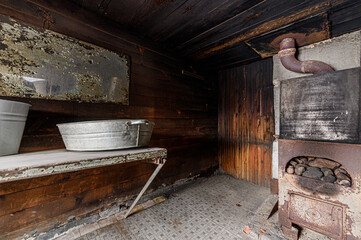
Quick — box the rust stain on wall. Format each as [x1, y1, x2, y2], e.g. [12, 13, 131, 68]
[0, 14, 130, 104]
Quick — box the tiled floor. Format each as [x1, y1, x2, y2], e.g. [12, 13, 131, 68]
[75, 174, 331, 240]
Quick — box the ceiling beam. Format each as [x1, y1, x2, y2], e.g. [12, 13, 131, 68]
[190, 0, 349, 60]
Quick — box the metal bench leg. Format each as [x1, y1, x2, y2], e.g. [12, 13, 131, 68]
[124, 160, 166, 218]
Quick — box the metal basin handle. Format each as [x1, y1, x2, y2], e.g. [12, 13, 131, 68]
[126, 120, 151, 126]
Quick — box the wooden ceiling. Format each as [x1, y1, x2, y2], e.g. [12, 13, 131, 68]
[68, 0, 361, 68]
[0, 0, 359, 69]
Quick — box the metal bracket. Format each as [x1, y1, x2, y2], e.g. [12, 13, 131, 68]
[124, 158, 166, 218]
[146, 157, 166, 165]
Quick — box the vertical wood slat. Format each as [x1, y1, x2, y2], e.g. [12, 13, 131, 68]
[218, 58, 274, 187]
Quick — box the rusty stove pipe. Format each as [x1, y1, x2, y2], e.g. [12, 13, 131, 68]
[278, 38, 334, 74]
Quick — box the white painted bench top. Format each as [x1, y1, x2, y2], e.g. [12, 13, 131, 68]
[0, 147, 167, 183]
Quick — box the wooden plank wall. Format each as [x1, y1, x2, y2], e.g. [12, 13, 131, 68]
[218, 58, 274, 187]
[0, 1, 218, 239]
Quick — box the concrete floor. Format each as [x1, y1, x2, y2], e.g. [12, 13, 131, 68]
[74, 174, 331, 240]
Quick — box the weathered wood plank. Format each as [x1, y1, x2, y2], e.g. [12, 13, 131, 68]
[330, 0, 361, 37]
[198, 42, 260, 69]
[0, 148, 167, 183]
[0, 168, 156, 235]
[146, 0, 262, 47]
[245, 13, 330, 58]
[181, 0, 333, 57]
[0, 161, 143, 196]
[35, 0, 361, 68]
[0, 137, 217, 196]
[0, 163, 155, 216]
[218, 59, 274, 187]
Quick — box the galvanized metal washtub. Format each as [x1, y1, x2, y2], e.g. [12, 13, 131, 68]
[0, 99, 31, 156]
[57, 119, 155, 151]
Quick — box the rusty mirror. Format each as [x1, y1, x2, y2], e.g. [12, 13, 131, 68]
[0, 15, 130, 105]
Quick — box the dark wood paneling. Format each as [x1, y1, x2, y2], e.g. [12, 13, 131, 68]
[197, 0, 360, 67]
[245, 13, 330, 58]
[330, 0, 361, 37]
[198, 42, 261, 69]
[0, 1, 218, 238]
[69, 0, 262, 47]
[218, 58, 274, 187]
[149, 0, 262, 47]
[182, 0, 342, 58]
[62, 0, 361, 68]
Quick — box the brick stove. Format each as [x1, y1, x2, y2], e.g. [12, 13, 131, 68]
[278, 139, 361, 240]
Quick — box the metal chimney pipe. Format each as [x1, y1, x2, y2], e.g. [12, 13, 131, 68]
[278, 38, 334, 74]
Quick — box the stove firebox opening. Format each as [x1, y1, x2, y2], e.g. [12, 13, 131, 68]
[286, 156, 352, 187]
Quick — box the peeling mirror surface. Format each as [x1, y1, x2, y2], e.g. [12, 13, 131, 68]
[0, 15, 130, 104]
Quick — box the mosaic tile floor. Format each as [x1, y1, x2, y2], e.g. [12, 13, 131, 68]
[75, 174, 331, 240]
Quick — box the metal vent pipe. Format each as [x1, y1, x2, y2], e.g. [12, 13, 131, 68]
[278, 38, 334, 74]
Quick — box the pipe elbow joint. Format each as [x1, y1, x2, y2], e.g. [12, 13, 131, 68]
[278, 38, 334, 75]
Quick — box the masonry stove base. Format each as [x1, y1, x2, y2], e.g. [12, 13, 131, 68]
[278, 139, 361, 240]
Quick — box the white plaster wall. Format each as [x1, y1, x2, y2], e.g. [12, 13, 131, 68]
[272, 30, 361, 179]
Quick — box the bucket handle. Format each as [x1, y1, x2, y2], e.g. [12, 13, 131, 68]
[126, 120, 151, 126]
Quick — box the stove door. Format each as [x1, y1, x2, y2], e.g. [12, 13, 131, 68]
[288, 193, 345, 240]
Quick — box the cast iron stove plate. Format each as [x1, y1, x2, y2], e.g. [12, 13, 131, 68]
[288, 193, 345, 240]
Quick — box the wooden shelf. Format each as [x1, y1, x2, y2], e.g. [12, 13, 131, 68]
[0, 147, 167, 183]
